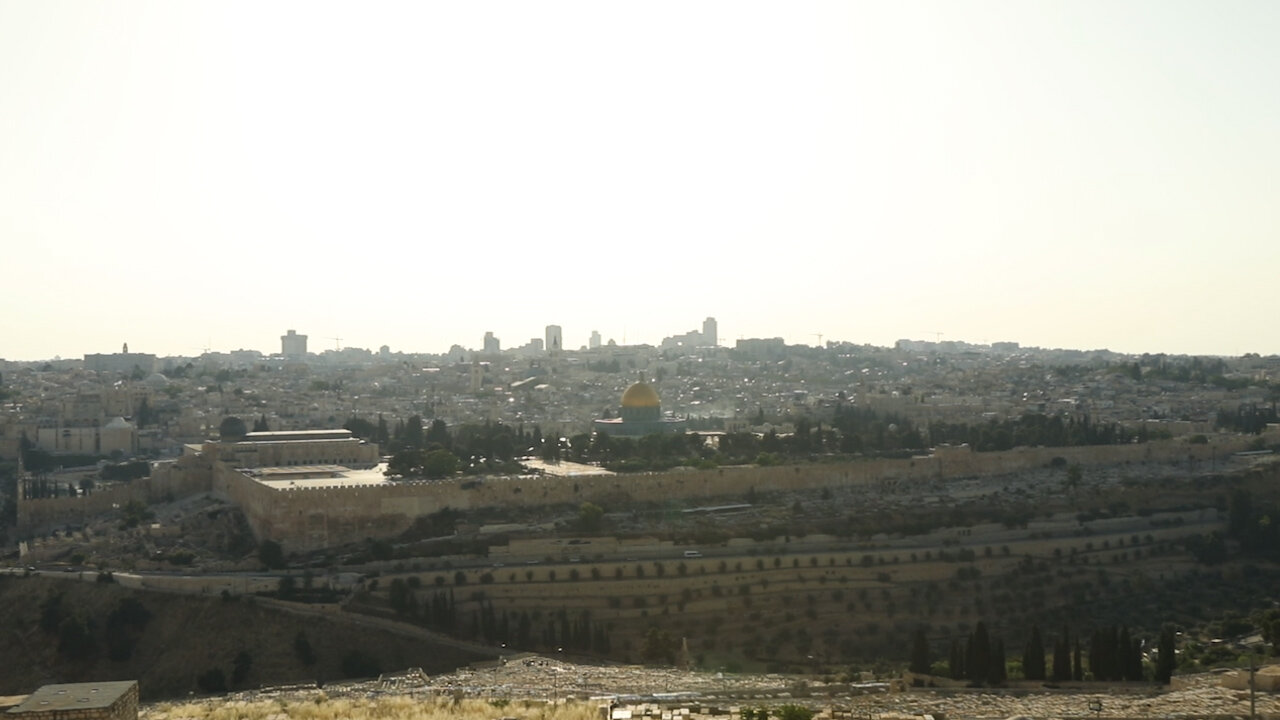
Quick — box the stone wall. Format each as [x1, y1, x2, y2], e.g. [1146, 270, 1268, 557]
[15, 433, 1255, 549]
[16, 457, 212, 538]
[231, 435, 1253, 553]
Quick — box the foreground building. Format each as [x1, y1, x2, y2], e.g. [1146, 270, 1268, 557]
[7, 681, 138, 720]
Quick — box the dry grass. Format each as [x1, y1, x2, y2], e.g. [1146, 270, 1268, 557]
[142, 696, 602, 720]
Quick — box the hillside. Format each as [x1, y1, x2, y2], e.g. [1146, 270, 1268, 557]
[352, 460, 1280, 673]
[0, 575, 492, 700]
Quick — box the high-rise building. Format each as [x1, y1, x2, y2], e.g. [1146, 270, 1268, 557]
[702, 317, 718, 347]
[483, 331, 501, 354]
[545, 324, 563, 355]
[281, 329, 308, 359]
[589, 330, 602, 349]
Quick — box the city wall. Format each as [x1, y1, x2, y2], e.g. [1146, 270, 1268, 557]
[16, 457, 212, 538]
[14, 434, 1257, 548]
[227, 435, 1254, 553]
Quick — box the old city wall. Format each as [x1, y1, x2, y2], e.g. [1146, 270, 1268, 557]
[14, 434, 1256, 548]
[242, 435, 1254, 553]
[16, 458, 213, 538]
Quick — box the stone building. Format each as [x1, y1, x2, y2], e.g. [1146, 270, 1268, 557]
[6, 681, 138, 720]
[198, 429, 380, 468]
[593, 376, 687, 437]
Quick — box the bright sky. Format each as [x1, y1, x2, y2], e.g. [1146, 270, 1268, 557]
[2, 1, 1278, 361]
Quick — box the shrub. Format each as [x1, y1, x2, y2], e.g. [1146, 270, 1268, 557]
[196, 667, 227, 694]
[341, 650, 382, 678]
[777, 704, 814, 720]
[294, 631, 317, 666]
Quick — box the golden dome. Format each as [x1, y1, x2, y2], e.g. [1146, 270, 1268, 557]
[621, 381, 661, 408]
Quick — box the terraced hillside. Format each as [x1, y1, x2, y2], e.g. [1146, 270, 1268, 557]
[355, 459, 1280, 672]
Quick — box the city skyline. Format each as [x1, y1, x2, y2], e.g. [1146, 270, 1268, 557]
[0, 318, 1273, 363]
[3, 2, 1279, 361]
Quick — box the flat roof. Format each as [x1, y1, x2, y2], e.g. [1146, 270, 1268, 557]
[238, 430, 354, 443]
[247, 463, 393, 489]
[8, 681, 136, 714]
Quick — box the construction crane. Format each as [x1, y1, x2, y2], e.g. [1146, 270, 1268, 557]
[326, 337, 343, 350]
[811, 333, 824, 347]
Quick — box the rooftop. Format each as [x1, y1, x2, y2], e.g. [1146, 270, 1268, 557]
[245, 463, 392, 490]
[238, 430, 354, 443]
[7, 681, 136, 714]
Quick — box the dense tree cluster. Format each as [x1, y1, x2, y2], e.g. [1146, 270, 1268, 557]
[1216, 403, 1279, 434]
[917, 620, 1171, 685]
[929, 413, 1146, 452]
[356, 403, 1170, 479]
[388, 586, 613, 655]
[1226, 489, 1280, 561]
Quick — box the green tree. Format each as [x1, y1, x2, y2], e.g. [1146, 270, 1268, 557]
[1065, 464, 1082, 493]
[776, 706, 814, 720]
[57, 616, 96, 660]
[341, 650, 382, 678]
[1155, 624, 1176, 683]
[1052, 629, 1071, 682]
[1023, 625, 1046, 681]
[403, 415, 425, 449]
[389, 578, 411, 614]
[294, 631, 317, 666]
[387, 448, 425, 477]
[258, 540, 286, 570]
[219, 416, 248, 442]
[966, 621, 991, 685]
[641, 627, 676, 665]
[231, 650, 253, 686]
[578, 502, 605, 533]
[422, 449, 459, 479]
[424, 418, 451, 449]
[105, 597, 151, 661]
[909, 626, 931, 674]
[196, 667, 227, 694]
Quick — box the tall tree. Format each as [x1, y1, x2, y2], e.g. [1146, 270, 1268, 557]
[1073, 638, 1083, 681]
[949, 639, 965, 680]
[989, 639, 1007, 685]
[219, 416, 247, 442]
[909, 627, 931, 674]
[404, 415, 425, 449]
[425, 418, 451, 449]
[1023, 625, 1046, 681]
[1155, 625, 1176, 684]
[967, 622, 991, 684]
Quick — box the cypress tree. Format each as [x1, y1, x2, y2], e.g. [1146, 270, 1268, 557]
[1155, 625, 1176, 684]
[909, 627, 932, 674]
[1073, 638, 1083, 681]
[1023, 625, 1046, 681]
[949, 639, 965, 680]
[1126, 631, 1145, 681]
[1104, 626, 1121, 680]
[989, 638, 1007, 685]
[968, 622, 991, 685]
[1052, 625, 1072, 681]
[1052, 639, 1071, 681]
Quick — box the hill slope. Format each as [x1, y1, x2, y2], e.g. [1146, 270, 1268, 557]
[0, 575, 492, 700]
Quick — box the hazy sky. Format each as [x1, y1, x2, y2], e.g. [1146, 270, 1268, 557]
[3, 1, 1278, 361]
